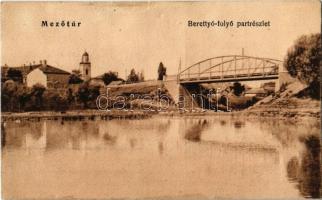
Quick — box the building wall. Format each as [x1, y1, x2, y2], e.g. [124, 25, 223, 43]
[89, 78, 105, 87]
[47, 73, 70, 88]
[27, 68, 47, 87]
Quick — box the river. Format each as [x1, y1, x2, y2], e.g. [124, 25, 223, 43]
[2, 115, 321, 199]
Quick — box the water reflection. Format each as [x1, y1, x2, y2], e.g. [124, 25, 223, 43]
[184, 119, 208, 142]
[233, 121, 245, 129]
[2, 116, 321, 199]
[287, 135, 321, 198]
[103, 132, 117, 145]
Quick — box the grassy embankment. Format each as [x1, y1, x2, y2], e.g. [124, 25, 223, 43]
[245, 81, 320, 119]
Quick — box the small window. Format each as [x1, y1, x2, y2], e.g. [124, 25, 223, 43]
[86, 69, 88, 75]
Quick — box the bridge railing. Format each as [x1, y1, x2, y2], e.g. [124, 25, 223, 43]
[178, 55, 281, 83]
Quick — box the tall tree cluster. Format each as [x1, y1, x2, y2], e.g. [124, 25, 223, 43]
[284, 33, 320, 99]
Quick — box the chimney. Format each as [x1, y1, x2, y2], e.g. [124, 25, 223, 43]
[43, 60, 47, 67]
[40, 60, 42, 65]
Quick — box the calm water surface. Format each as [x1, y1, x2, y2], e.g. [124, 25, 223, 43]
[2, 115, 321, 199]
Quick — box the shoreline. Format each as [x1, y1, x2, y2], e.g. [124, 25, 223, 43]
[1, 107, 320, 122]
[1, 110, 153, 122]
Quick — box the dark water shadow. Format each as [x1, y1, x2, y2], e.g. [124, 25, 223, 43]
[287, 135, 321, 198]
[103, 132, 117, 145]
[1, 122, 6, 148]
[184, 119, 208, 142]
[233, 121, 245, 129]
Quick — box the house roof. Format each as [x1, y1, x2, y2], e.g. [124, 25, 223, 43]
[2, 64, 70, 76]
[37, 65, 70, 75]
[108, 80, 123, 86]
[2, 64, 41, 76]
[92, 74, 104, 80]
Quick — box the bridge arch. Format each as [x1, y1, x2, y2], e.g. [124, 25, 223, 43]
[178, 55, 282, 84]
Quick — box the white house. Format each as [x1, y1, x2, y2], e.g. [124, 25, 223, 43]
[27, 68, 47, 87]
[26, 61, 70, 88]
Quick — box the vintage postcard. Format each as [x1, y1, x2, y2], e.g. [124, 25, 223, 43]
[1, 1, 321, 199]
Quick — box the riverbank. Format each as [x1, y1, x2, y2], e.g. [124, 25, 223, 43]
[2, 103, 320, 123]
[1, 110, 153, 122]
[245, 81, 320, 120]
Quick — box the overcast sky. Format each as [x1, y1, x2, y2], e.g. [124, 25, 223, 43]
[1, 1, 320, 79]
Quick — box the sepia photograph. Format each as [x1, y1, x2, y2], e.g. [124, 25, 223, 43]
[1, 1, 321, 199]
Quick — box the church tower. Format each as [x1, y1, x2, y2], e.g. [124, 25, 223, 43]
[80, 51, 91, 81]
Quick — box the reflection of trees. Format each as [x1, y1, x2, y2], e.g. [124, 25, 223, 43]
[184, 119, 208, 142]
[219, 120, 226, 126]
[287, 135, 321, 198]
[1, 123, 6, 147]
[114, 119, 171, 133]
[287, 157, 300, 182]
[233, 121, 245, 129]
[2, 122, 43, 148]
[46, 121, 100, 150]
[103, 131, 117, 145]
[260, 120, 319, 148]
[158, 141, 164, 155]
[129, 138, 137, 149]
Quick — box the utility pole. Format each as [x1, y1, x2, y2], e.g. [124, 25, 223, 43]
[178, 57, 182, 83]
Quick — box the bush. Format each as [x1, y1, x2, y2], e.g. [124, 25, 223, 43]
[102, 71, 121, 85]
[232, 82, 245, 96]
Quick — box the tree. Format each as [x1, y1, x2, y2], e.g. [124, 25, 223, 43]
[7, 68, 23, 83]
[284, 33, 320, 99]
[127, 69, 139, 83]
[72, 69, 81, 76]
[31, 83, 46, 110]
[77, 83, 90, 108]
[77, 83, 100, 108]
[69, 74, 83, 84]
[158, 62, 167, 80]
[102, 71, 120, 85]
[16, 85, 31, 112]
[67, 88, 75, 104]
[69, 70, 83, 84]
[44, 90, 69, 111]
[1, 80, 18, 111]
[232, 82, 245, 96]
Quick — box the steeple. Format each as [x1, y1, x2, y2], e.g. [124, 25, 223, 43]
[80, 51, 91, 81]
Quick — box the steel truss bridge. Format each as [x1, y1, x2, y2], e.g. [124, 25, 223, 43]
[178, 55, 282, 84]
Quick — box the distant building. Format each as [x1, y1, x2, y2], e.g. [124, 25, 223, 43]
[244, 88, 267, 97]
[88, 75, 105, 87]
[2, 60, 71, 88]
[79, 52, 91, 81]
[107, 80, 124, 87]
[261, 82, 275, 93]
[26, 60, 70, 88]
